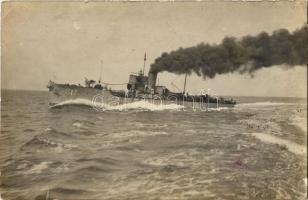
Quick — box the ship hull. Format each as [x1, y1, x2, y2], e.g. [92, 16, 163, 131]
[47, 82, 235, 109]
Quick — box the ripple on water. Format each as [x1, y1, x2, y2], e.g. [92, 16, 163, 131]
[112, 130, 169, 139]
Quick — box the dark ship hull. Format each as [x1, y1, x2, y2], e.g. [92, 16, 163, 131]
[47, 79, 236, 109]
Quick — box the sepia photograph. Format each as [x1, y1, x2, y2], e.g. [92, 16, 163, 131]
[1, 1, 307, 200]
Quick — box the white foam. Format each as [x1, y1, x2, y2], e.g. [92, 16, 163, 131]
[36, 137, 78, 150]
[50, 98, 94, 107]
[72, 122, 83, 128]
[111, 100, 184, 111]
[290, 115, 307, 133]
[25, 161, 52, 174]
[206, 107, 231, 111]
[45, 127, 52, 131]
[250, 132, 306, 155]
[50, 98, 184, 111]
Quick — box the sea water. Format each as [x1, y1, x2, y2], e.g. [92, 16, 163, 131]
[0, 90, 306, 200]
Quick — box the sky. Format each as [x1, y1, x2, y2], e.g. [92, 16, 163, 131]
[1, 1, 307, 97]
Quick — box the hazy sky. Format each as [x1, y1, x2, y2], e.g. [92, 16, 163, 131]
[2, 1, 307, 97]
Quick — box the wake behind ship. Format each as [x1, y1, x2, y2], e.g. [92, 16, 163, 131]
[47, 61, 236, 109]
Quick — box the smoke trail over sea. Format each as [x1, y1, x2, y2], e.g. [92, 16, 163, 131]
[150, 26, 306, 78]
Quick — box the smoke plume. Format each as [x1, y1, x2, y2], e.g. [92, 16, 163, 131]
[150, 26, 307, 78]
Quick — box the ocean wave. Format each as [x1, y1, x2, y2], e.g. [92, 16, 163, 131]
[134, 122, 169, 129]
[207, 107, 231, 111]
[24, 161, 52, 174]
[248, 132, 306, 155]
[50, 187, 92, 195]
[72, 122, 83, 128]
[22, 136, 77, 151]
[239, 118, 282, 134]
[142, 150, 200, 168]
[289, 115, 307, 133]
[236, 102, 295, 107]
[74, 165, 114, 173]
[24, 128, 35, 132]
[44, 127, 74, 138]
[50, 98, 184, 111]
[112, 130, 169, 139]
[50, 98, 94, 108]
[76, 157, 119, 165]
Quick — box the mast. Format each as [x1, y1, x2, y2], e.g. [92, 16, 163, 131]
[99, 60, 103, 83]
[183, 73, 187, 94]
[143, 53, 146, 76]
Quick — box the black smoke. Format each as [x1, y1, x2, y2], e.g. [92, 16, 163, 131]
[150, 26, 307, 78]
